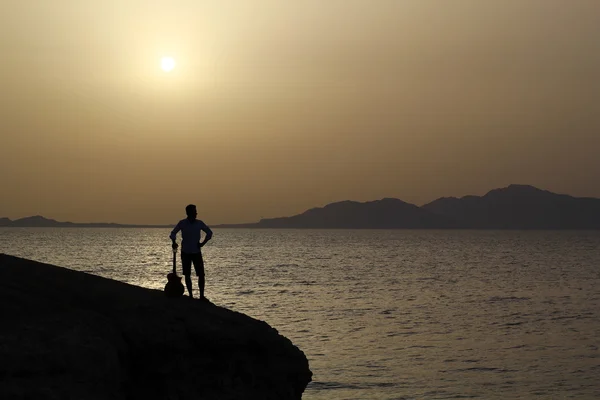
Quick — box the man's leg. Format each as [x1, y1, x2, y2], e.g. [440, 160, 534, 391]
[181, 253, 194, 298]
[192, 253, 206, 300]
[184, 274, 193, 297]
[198, 274, 205, 299]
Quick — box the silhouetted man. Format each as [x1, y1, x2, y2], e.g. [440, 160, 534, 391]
[170, 204, 213, 300]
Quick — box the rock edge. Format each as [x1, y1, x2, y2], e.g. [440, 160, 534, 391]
[0, 254, 312, 399]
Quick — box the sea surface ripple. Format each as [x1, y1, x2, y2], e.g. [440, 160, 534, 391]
[1, 228, 599, 399]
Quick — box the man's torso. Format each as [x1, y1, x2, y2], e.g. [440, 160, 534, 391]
[178, 218, 206, 254]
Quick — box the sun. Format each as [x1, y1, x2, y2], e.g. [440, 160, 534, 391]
[160, 57, 176, 72]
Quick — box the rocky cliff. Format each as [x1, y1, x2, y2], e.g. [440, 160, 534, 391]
[0, 254, 312, 399]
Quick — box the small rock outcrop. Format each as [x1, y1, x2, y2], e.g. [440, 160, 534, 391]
[0, 254, 312, 399]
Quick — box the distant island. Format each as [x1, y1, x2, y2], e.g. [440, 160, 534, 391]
[0, 215, 170, 229]
[215, 184, 600, 229]
[2, 185, 600, 229]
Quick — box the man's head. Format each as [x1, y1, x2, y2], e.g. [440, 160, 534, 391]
[185, 204, 197, 219]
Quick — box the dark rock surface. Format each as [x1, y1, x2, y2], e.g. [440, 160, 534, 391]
[0, 254, 312, 399]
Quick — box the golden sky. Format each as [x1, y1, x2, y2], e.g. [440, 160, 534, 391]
[1, 1, 599, 225]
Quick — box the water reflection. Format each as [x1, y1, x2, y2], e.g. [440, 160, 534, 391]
[1, 228, 600, 399]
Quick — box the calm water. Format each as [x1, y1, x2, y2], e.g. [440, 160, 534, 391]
[1, 228, 600, 399]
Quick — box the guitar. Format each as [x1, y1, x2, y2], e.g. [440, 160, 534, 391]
[164, 250, 185, 298]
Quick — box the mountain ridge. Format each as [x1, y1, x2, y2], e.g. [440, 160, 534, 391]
[422, 184, 600, 229]
[219, 185, 600, 229]
[0, 215, 170, 228]
[3, 185, 600, 229]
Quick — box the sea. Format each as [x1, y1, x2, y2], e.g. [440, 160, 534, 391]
[1, 228, 599, 399]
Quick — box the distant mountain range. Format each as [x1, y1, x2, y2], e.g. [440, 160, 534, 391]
[221, 198, 456, 229]
[217, 185, 600, 229]
[2, 185, 600, 229]
[0, 216, 169, 228]
[422, 185, 600, 229]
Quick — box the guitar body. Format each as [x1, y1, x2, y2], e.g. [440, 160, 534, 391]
[164, 272, 185, 298]
[164, 250, 185, 298]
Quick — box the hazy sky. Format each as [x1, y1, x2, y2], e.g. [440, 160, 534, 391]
[1, 1, 599, 225]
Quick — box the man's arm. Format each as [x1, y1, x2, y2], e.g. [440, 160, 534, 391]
[199, 221, 213, 247]
[170, 221, 181, 249]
